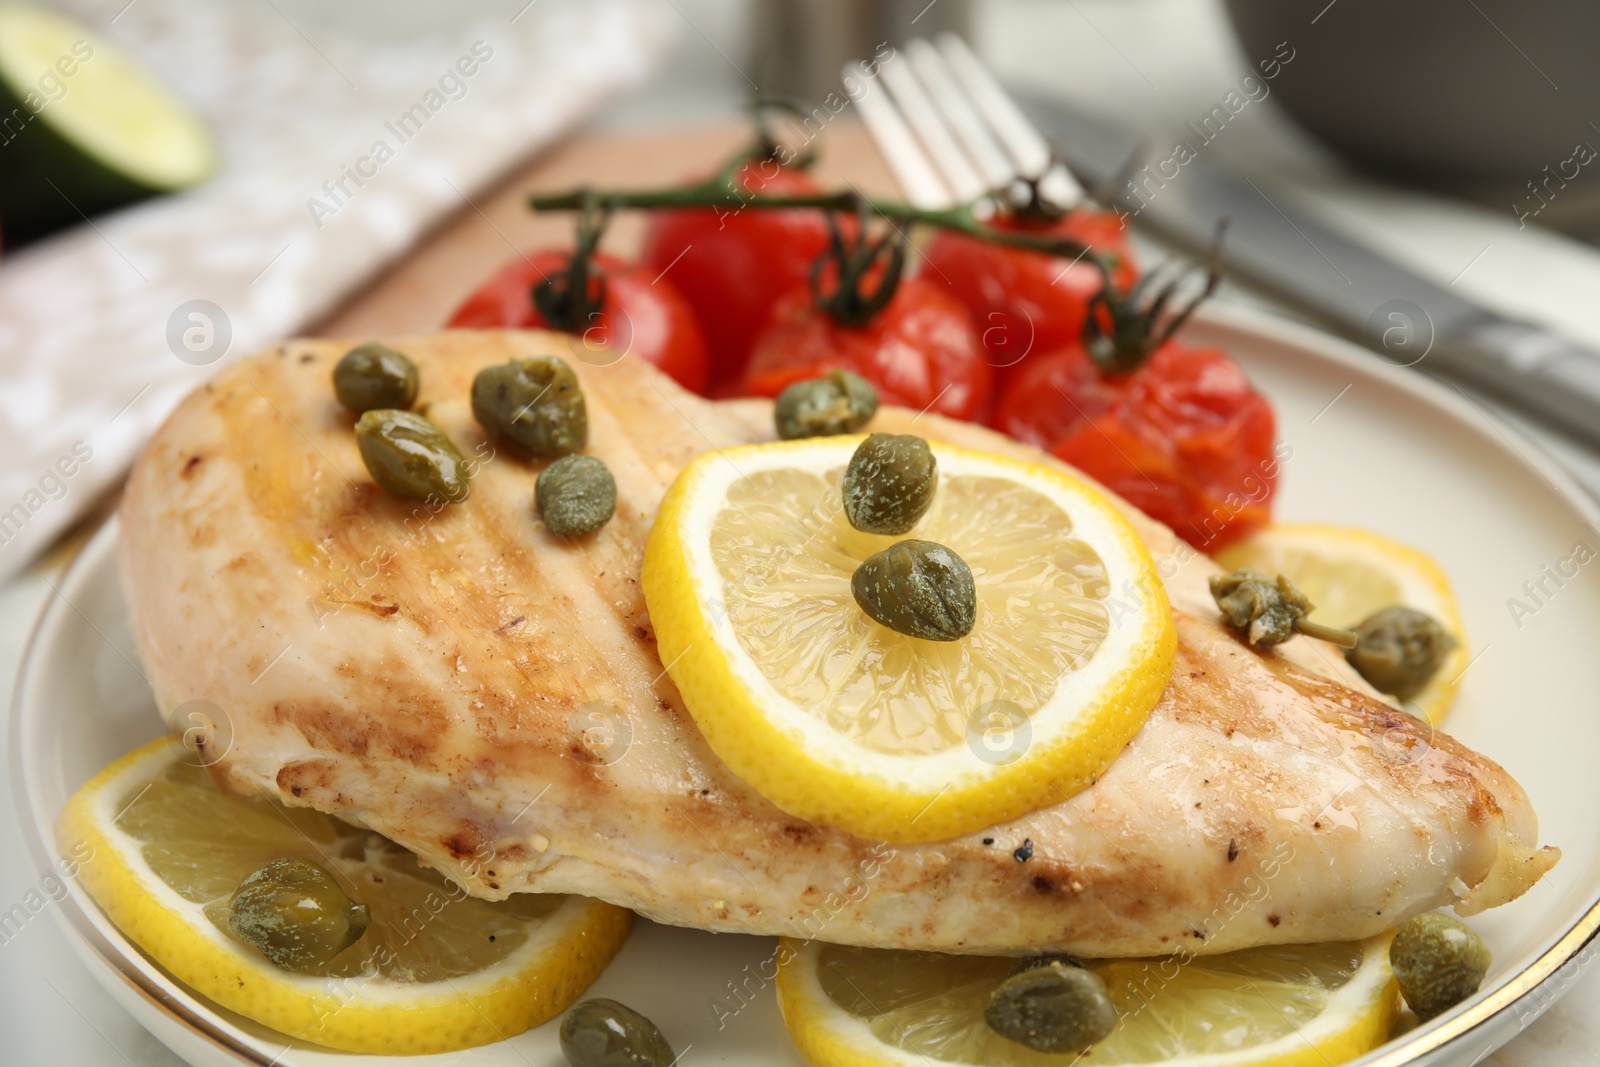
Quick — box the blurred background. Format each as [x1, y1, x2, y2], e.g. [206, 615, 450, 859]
[2, 0, 1599, 1063]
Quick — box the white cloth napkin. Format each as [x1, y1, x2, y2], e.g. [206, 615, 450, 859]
[0, 0, 673, 578]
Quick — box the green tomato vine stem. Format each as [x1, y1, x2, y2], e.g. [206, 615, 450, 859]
[525, 143, 1213, 368]
[526, 151, 1115, 289]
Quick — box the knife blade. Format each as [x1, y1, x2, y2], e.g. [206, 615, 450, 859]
[1019, 94, 1600, 448]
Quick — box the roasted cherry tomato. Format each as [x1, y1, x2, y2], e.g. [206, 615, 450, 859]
[995, 342, 1278, 551]
[920, 207, 1138, 383]
[743, 277, 993, 423]
[992, 341, 1129, 449]
[447, 250, 711, 394]
[640, 160, 837, 390]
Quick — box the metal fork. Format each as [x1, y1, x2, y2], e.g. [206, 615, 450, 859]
[844, 34, 1082, 213]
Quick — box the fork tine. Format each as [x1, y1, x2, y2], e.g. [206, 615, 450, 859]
[904, 38, 1016, 193]
[934, 33, 1085, 207]
[843, 59, 953, 209]
[876, 48, 988, 204]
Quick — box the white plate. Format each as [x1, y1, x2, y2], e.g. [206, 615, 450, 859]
[11, 303, 1600, 1067]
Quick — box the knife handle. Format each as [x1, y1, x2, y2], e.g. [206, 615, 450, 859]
[1434, 319, 1600, 447]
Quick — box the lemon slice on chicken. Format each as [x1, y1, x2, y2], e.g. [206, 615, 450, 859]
[1216, 523, 1467, 723]
[642, 436, 1175, 843]
[776, 935, 1399, 1067]
[57, 740, 632, 1054]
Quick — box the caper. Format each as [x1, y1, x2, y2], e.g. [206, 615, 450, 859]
[537, 454, 617, 537]
[774, 369, 879, 440]
[472, 355, 587, 457]
[355, 409, 471, 503]
[1345, 606, 1458, 700]
[1390, 913, 1491, 1021]
[332, 342, 418, 414]
[852, 539, 976, 641]
[559, 998, 675, 1067]
[1209, 568, 1357, 648]
[226, 858, 369, 972]
[843, 433, 937, 535]
[985, 959, 1117, 1054]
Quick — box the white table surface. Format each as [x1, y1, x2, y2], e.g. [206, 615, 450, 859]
[5, 0, 1600, 1063]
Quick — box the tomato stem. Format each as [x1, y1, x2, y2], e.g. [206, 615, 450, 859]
[531, 192, 610, 332]
[1006, 171, 1069, 226]
[809, 198, 909, 327]
[745, 97, 821, 172]
[1082, 220, 1228, 374]
[527, 176, 1111, 287]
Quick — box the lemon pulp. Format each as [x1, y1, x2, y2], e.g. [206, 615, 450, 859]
[712, 468, 1111, 756]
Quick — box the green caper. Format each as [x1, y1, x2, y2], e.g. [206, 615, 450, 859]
[537, 454, 617, 537]
[774, 369, 879, 440]
[843, 433, 937, 535]
[1345, 606, 1458, 700]
[985, 959, 1117, 1054]
[332, 342, 418, 414]
[472, 355, 587, 457]
[226, 858, 369, 972]
[1389, 913, 1490, 1021]
[559, 998, 675, 1067]
[355, 409, 471, 503]
[852, 539, 976, 641]
[1209, 569, 1357, 648]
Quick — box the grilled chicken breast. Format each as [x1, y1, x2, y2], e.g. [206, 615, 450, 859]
[118, 331, 1557, 957]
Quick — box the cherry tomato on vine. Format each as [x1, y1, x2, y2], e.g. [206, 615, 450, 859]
[920, 207, 1138, 383]
[991, 341, 1129, 448]
[742, 276, 993, 423]
[446, 250, 711, 393]
[640, 160, 837, 390]
[995, 341, 1278, 551]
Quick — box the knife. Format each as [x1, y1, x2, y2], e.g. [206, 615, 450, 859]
[1019, 94, 1600, 448]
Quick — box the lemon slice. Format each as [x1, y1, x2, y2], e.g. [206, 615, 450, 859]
[642, 436, 1175, 842]
[1216, 523, 1467, 723]
[57, 740, 632, 1054]
[776, 935, 1399, 1067]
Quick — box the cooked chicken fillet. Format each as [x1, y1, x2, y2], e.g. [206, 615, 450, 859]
[118, 331, 1557, 957]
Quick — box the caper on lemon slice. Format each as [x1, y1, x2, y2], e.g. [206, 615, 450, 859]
[776, 935, 1400, 1067]
[57, 740, 632, 1054]
[852, 539, 975, 642]
[642, 434, 1173, 843]
[843, 433, 937, 535]
[1346, 606, 1457, 702]
[227, 857, 369, 971]
[984, 958, 1116, 1053]
[1215, 523, 1468, 722]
